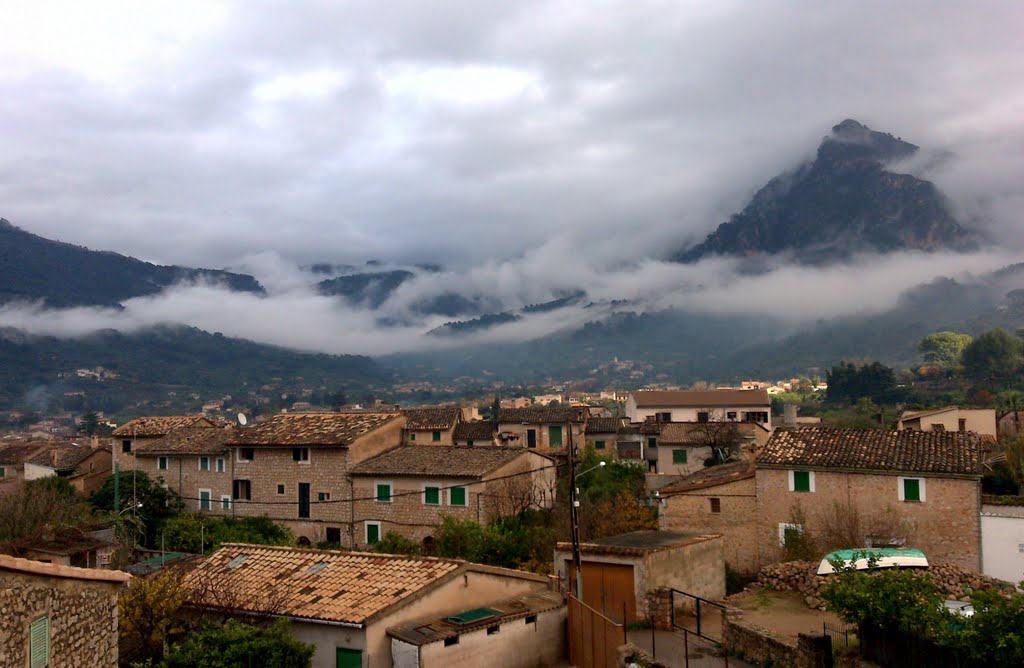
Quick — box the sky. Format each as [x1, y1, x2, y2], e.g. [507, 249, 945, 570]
[0, 1, 1022, 355]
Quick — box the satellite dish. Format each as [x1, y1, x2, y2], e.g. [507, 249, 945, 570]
[237, 413, 248, 426]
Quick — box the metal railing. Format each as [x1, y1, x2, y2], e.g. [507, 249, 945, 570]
[823, 620, 857, 651]
[671, 589, 727, 641]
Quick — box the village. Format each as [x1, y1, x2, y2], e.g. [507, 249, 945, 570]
[1, 383, 1022, 668]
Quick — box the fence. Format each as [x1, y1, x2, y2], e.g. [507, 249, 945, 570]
[568, 594, 626, 668]
[671, 589, 727, 641]
[823, 620, 856, 651]
[858, 624, 978, 668]
[681, 628, 732, 668]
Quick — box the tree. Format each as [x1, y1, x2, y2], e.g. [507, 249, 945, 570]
[160, 514, 294, 554]
[0, 477, 94, 545]
[119, 570, 186, 666]
[162, 619, 314, 668]
[918, 332, 973, 368]
[78, 411, 100, 436]
[962, 328, 1023, 379]
[90, 470, 183, 546]
[826, 362, 897, 404]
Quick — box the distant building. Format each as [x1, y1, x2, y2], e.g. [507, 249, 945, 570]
[897, 407, 997, 437]
[400, 408, 462, 445]
[497, 406, 589, 455]
[625, 390, 772, 430]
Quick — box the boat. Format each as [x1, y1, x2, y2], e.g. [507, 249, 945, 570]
[816, 548, 929, 575]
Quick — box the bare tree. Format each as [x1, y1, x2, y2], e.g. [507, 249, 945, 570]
[182, 565, 291, 622]
[689, 409, 744, 464]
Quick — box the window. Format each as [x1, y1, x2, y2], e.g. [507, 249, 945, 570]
[444, 636, 459, 647]
[199, 489, 212, 511]
[199, 457, 210, 471]
[746, 411, 769, 424]
[232, 479, 251, 501]
[432, 431, 441, 442]
[467, 440, 474, 446]
[277, 484, 285, 495]
[326, 527, 342, 545]
[709, 497, 721, 513]
[292, 447, 309, 462]
[658, 412, 671, 422]
[216, 458, 225, 473]
[778, 522, 803, 546]
[450, 486, 467, 507]
[220, 496, 231, 510]
[424, 486, 440, 505]
[727, 411, 737, 420]
[29, 615, 48, 668]
[487, 624, 500, 635]
[899, 477, 925, 502]
[697, 412, 710, 423]
[958, 418, 967, 432]
[647, 437, 657, 450]
[525, 614, 537, 624]
[595, 440, 605, 450]
[410, 432, 416, 442]
[549, 426, 563, 447]
[527, 429, 537, 448]
[366, 522, 381, 545]
[158, 457, 168, 471]
[238, 447, 254, 462]
[318, 492, 330, 502]
[673, 449, 688, 464]
[122, 440, 132, 453]
[376, 482, 392, 503]
[789, 470, 814, 493]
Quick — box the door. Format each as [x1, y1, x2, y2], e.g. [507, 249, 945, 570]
[336, 647, 362, 668]
[298, 483, 310, 519]
[570, 561, 637, 623]
[527, 429, 537, 448]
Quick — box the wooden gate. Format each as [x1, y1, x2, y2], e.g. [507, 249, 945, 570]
[570, 561, 637, 623]
[568, 594, 626, 668]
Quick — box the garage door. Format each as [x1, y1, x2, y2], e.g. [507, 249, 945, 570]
[571, 561, 636, 623]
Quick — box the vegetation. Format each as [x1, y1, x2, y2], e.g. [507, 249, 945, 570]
[962, 328, 1023, 380]
[825, 362, 899, 404]
[161, 619, 314, 668]
[0, 477, 94, 545]
[919, 331, 973, 368]
[159, 514, 294, 554]
[91, 471, 184, 547]
[119, 570, 186, 666]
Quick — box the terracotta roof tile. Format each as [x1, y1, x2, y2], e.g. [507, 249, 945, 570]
[0, 554, 130, 584]
[112, 415, 215, 437]
[659, 460, 757, 495]
[401, 408, 461, 430]
[0, 442, 54, 465]
[182, 544, 463, 625]
[230, 412, 401, 447]
[350, 446, 541, 478]
[25, 443, 95, 471]
[498, 407, 588, 425]
[585, 417, 625, 434]
[134, 427, 236, 456]
[756, 427, 983, 475]
[453, 421, 497, 441]
[631, 389, 769, 408]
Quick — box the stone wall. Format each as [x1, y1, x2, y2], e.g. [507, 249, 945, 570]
[0, 571, 122, 667]
[616, 642, 671, 668]
[722, 608, 832, 668]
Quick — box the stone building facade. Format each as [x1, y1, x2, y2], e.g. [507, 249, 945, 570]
[0, 555, 130, 667]
[401, 408, 462, 446]
[497, 406, 589, 456]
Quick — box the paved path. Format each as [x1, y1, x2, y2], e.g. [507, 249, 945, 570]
[627, 629, 756, 668]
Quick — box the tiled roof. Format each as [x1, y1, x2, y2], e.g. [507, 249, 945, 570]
[631, 389, 769, 408]
[556, 530, 717, 556]
[899, 406, 957, 421]
[182, 544, 463, 625]
[453, 421, 497, 441]
[0, 554, 130, 584]
[350, 446, 539, 478]
[230, 412, 401, 446]
[585, 417, 625, 434]
[756, 427, 983, 476]
[25, 443, 96, 471]
[659, 460, 757, 496]
[498, 406, 588, 424]
[112, 415, 214, 437]
[134, 427, 235, 456]
[0, 442, 52, 465]
[387, 590, 564, 646]
[401, 408, 461, 430]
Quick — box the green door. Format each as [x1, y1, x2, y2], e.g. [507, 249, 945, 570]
[337, 647, 362, 668]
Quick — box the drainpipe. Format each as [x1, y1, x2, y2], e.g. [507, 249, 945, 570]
[348, 473, 356, 549]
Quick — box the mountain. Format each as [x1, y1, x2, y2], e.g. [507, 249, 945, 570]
[0, 219, 264, 307]
[673, 120, 978, 264]
[316, 270, 414, 308]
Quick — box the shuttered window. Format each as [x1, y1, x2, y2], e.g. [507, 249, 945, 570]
[450, 486, 467, 507]
[424, 486, 440, 505]
[30, 615, 48, 668]
[673, 449, 688, 464]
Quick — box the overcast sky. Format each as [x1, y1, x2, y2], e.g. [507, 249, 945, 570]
[0, 1, 1023, 356]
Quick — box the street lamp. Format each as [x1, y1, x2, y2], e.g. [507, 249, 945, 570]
[569, 458, 607, 597]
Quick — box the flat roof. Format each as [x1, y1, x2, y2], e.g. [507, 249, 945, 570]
[556, 530, 717, 556]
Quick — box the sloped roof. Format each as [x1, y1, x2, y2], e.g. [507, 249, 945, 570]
[453, 421, 497, 441]
[656, 422, 744, 445]
[556, 530, 716, 556]
[631, 389, 769, 408]
[401, 408, 461, 430]
[112, 415, 215, 437]
[659, 460, 757, 496]
[756, 427, 983, 476]
[25, 443, 96, 471]
[0, 554, 130, 584]
[898, 406, 958, 421]
[0, 442, 51, 465]
[585, 417, 625, 434]
[350, 446, 542, 478]
[498, 406, 588, 424]
[230, 412, 401, 447]
[134, 427, 235, 456]
[182, 544, 464, 625]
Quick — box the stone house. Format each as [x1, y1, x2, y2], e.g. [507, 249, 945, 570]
[658, 461, 760, 574]
[24, 442, 112, 496]
[497, 406, 589, 455]
[641, 421, 770, 476]
[584, 417, 625, 457]
[226, 412, 405, 545]
[401, 408, 462, 445]
[112, 415, 217, 471]
[625, 389, 772, 431]
[11, 527, 116, 569]
[182, 543, 551, 668]
[388, 590, 565, 668]
[349, 446, 555, 549]
[897, 406, 997, 437]
[755, 427, 984, 571]
[0, 554, 130, 667]
[452, 421, 497, 446]
[0, 442, 53, 495]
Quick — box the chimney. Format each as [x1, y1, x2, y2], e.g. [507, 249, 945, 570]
[784, 404, 798, 427]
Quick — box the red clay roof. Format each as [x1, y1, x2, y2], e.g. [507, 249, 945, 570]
[585, 417, 625, 434]
[401, 408, 461, 430]
[230, 412, 401, 446]
[350, 446, 544, 478]
[498, 407, 588, 424]
[631, 389, 769, 408]
[453, 421, 497, 441]
[0, 554, 130, 583]
[134, 426, 236, 456]
[112, 415, 215, 437]
[659, 460, 757, 495]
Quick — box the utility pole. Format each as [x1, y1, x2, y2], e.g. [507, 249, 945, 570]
[568, 425, 583, 599]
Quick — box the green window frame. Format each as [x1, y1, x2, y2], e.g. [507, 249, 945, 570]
[199, 489, 211, 511]
[424, 486, 440, 505]
[432, 431, 441, 442]
[450, 486, 467, 507]
[376, 483, 392, 502]
[30, 615, 48, 668]
[0, 466, 5, 477]
[595, 440, 605, 450]
[647, 437, 657, 449]
[366, 522, 380, 545]
[673, 449, 688, 464]
[549, 426, 563, 447]
[410, 432, 416, 441]
[158, 457, 168, 471]
[903, 478, 921, 502]
[793, 471, 811, 492]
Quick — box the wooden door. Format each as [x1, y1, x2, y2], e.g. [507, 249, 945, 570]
[570, 561, 636, 623]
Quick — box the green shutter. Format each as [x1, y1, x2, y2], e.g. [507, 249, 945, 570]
[673, 449, 687, 464]
[793, 471, 811, 492]
[158, 457, 168, 470]
[30, 615, 48, 668]
[904, 479, 921, 502]
[425, 487, 440, 505]
[595, 440, 605, 450]
[432, 431, 441, 442]
[337, 647, 362, 668]
[0, 466, 6, 477]
[451, 486, 467, 506]
[648, 437, 657, 449]
[366, 523, 380, 545]
[549, 426, 563, 447]
[376, 484, 391, 502]
[410, 432, 416, 441]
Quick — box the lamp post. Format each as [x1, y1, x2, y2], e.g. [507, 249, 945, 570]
[569, 443, 607, 600]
